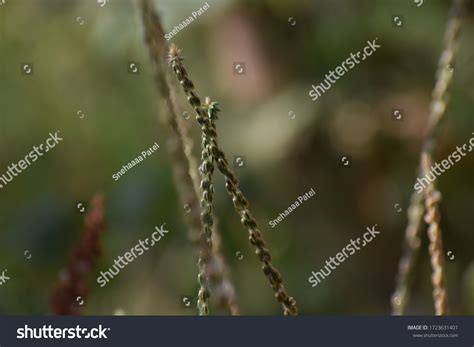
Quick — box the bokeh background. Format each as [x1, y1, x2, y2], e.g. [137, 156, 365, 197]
[0, 0, 473, 315]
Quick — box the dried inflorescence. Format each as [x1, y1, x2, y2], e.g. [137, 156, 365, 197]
[169, 45, 298, 315]
[50, 193, 107, 315]
[138, 0, 239, 315]
[422, 168, 448, 315]
[196, 98, 217, 315]
[392, 0, 466, 315]
[391, 190, 425, 315]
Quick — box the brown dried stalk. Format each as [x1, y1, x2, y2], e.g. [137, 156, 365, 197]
[168, 45, 298, 315]
[392, 0, 465, 315]
[138, 0, 239, 315]
[50, 193, 107, 315]
[391, 190, 425, 315]
[422, 160, 448, 315]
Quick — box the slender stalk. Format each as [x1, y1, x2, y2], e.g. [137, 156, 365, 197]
[169, 45, 298, 315]
[50, 193, 107, 315]
[422, 157, 448, 315]
[391, 190, 425, 314]
[196, 98, 217, 315]
[138, 0, 239, 315]
[391, 0, 465, 315]
[420, 0, 465, 315]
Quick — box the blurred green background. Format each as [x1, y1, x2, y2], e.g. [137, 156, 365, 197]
[0, 0, 473, 315]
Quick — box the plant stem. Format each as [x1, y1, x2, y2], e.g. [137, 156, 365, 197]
[169, 46, 298, 315]
[392, 0, 465, 315]
[138, 0, 239, 315]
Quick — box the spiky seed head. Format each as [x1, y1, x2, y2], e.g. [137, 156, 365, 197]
[168, 43, 183, 65]
[204, 97, 220, 115]
[211, 102, 220, 112]
[203, 97, 220, 120]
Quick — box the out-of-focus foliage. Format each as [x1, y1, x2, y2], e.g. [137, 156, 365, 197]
[0, 0, 473, 315]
